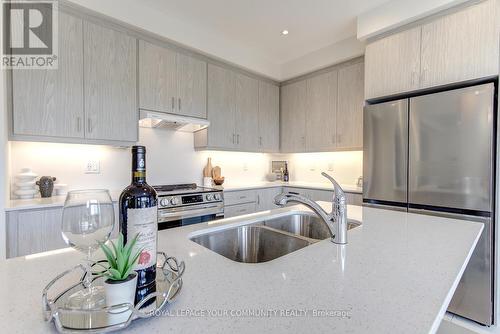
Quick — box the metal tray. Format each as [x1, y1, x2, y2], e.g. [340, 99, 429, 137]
[43, 252, 185, 333]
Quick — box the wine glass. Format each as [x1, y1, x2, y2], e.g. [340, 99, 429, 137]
[61, 189, 115, 309]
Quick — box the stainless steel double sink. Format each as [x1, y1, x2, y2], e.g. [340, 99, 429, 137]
[190, 213, 361, 263]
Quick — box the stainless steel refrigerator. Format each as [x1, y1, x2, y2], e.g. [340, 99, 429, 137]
[363, 83, 496, 326]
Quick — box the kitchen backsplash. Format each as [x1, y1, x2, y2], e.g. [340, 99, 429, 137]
[8, 128, 362, 199]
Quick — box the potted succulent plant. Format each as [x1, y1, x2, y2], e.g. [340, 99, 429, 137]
[99, 233, 142, 311]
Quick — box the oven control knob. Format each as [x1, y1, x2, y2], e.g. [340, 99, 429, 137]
[206, 194, 214, 201]
[170, 197, 180, 205]
[160, 198, 170, 207]
[213, 193, 221, 201]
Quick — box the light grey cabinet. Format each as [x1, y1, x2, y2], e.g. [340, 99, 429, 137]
[256, 187, 282, 211]
[6, 208, 66, 258]
[176, 53, 207, 118]
[281, 80, 307, 152]
[283, 187, 363, 206]
[139, 40, 177, 114]
[84, 21, 137, 142]
[11, 12, 84, 139]
[139, 41, 207, 119]
[365, 27, 421, 100]
[258, 81, 280, 152]
[420, 0, 498, 88]
[365, 0, 498, 100]
[198, 64, 236, 149]
[235, 73, 259, 150]
[196, 64, 274, 152]
[337, 62, 364, 149]
[6, 204, 119, 258]
[306, 70, 338, 151]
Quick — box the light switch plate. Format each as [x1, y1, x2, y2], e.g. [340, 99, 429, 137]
[327, 163, 334, 171]
[85, 160, 100, 174]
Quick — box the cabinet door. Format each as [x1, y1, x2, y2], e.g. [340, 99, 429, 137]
[281, 80, 307, 152]
[207, 64, 235, 148]
[306, 70, 338, 151]
[7, 208, 67, 258]
[258, 81, 280, 152]
[337, 62, 364, 150]
[256, 187, 282, 211]
[84, 22, 137, 142]
[224, 203, 257, 218]
[420, 0, 498, 88]
[365, 27, 421, 100]
[176, 53, 207, 118]
[139, 40, 177, 114]
[235, 73, 259, 150]
[12, 12, 84, 139]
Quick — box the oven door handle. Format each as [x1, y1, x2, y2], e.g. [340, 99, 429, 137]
[158, 205, 223, 222]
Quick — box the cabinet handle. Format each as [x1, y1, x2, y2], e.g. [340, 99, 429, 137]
[338, 134, 342, 143]
[237, 134, 240, 144]
[332, 135, 335, 144]
[178, 98, 181, 111]
[257, 195, 260, 205]
[232, 134, 236, 144]
[172, 97, 175, 110]
[77, 117, 81, 132]
[87, 118, 92, 133]
[259, 136, 262, 146]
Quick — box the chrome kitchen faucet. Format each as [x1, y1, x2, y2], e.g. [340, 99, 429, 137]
[274, 172, 348, 244]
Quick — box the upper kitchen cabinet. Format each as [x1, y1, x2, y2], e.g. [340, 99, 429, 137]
[84, 21, 137, 142]
[235, 73, 259, 150]
[258, 81, 280, 152]
[138, 40, 177, 114]
[364, 27, 421, 100]
[306, 70, 338, 151]
[195, 63, 277, 152]
[420, 0, 498, 88]
[10, 12, 138, 145]
[11, 12, 84, 139]
[281, 80, 307, 152]
[139, 40, 207, 119]
[176, 53, 207, 119]
[337, 62, 364, 149]
[365, 0, 499, 100]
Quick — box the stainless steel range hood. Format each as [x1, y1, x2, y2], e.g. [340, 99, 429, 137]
[139, 110, 210, 132]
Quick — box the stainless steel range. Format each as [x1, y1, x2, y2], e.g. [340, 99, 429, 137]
[153, 183, 224, 230]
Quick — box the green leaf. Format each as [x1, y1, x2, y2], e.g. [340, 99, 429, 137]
[98, 241, 117, 269]
[123, 233, 140, 264]
[108, 268, 123, 280]
[117, 234, 124, 254]
[116, 249, 126, 276]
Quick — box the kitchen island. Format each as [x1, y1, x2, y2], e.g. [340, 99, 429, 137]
[0, 203, 483, 333]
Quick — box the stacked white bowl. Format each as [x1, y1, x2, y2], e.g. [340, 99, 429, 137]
[14, 168, 38, 199]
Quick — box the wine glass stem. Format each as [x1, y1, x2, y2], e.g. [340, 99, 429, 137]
[84, 249, 92, 290]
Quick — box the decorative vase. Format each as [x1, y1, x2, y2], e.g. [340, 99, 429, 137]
[104, 273, 137, 320]
[36, 176, 57, 198]
[203, 158, 213, 178]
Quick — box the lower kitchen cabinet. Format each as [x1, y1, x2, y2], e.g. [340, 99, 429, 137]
[224, 202, 257, 218]
[283, 187, 362, 206]
[256, 187, 282, 211]
[6, 204, 119, 259]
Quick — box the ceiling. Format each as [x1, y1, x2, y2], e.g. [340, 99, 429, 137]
[139, 0, 389, 79]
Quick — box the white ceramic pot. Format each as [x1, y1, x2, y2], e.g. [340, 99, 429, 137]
[104, 273, 137, 314]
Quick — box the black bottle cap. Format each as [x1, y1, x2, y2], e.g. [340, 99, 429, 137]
[132, 145, 146, 153]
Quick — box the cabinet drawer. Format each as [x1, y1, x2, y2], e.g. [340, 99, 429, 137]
[224, 203, 257, 218]
[224, 190, 257, 206]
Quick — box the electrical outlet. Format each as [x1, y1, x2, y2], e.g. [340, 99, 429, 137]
[327, 163, 334, 172]
[243, 163, 248, 171]
[84, 160, 100, 174]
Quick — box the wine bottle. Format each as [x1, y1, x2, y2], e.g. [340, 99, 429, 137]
[283, 162, 290, 182]
[119, 145, 158, 306]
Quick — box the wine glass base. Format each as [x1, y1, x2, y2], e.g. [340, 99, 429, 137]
[66, 285, 106, 310]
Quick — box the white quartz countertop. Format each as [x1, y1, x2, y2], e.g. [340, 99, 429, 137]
[4, 182, 361, 211]
[215, 181, 362, 193]
[0, 204, 482, 334]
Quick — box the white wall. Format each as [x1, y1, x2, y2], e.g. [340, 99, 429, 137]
[9, 128, 363, 197]
[9, 128, 272, 194]
[284, 151, 363, 186]
[357, 0, 471, 40]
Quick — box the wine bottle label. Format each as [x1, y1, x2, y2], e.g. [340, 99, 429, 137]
[126, 206, 158, 270]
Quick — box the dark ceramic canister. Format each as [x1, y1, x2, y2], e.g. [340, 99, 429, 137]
[36, 176, 57, 198]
